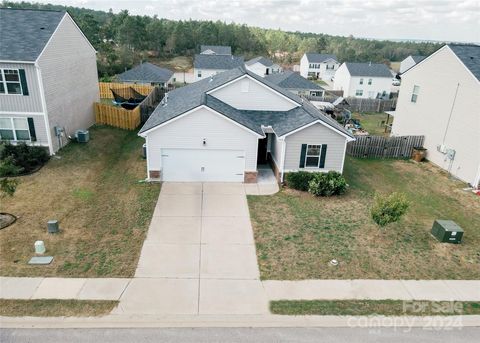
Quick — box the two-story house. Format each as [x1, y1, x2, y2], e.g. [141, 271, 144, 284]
[300, 53, 339, 80]
[0, 8, 99, 154]
[193, 45, 244, 81]
[333, 62, 393, 99]
[392, 44, 480, 187]
[245, 57, 282, 77]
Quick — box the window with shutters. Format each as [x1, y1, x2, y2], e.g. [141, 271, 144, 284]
[0, 69, 22, 95]
[0, 117, 30, 141]
[305, 144, 322, 168]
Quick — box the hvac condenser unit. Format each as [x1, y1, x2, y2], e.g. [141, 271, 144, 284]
[75, 130, 90, 143]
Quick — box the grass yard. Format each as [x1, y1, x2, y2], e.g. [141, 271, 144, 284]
[351, 111, 393, 136]
[0, 125, 160, 277]
[270, 300, 480, 316]
[248, 157, 480, 280]
[0, 299, 118, 317]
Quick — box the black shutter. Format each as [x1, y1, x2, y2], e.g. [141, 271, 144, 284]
[27, 118, 36, 141]
[299, 144, 307, 168]
[319, 145, 328, 168]
[19, 69, 29, 95]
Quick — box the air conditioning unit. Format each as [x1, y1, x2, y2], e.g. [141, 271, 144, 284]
[75, 130, 90, 143]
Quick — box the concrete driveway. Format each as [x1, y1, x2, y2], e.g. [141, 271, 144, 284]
[115, 182, 269, 315]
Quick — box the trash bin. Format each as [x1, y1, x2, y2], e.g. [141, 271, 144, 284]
[412, 147, 427, 162]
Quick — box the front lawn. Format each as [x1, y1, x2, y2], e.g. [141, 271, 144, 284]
[248, 157, 480, 280]
[0, 126, 160, 277]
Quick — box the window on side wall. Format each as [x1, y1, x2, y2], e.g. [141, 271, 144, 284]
[0, 117, 30, 141]
[411, 85, 420, 103]
[356, 89, 363, 96]
[305, 144, 321, 168]
[368, 78, 372, 85]
[359, 78, 364, 85]
[197, 70, 202, 78]
[0, 69, 22, 95]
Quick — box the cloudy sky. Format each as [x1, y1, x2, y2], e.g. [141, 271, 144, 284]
[19, 0, 480, 42]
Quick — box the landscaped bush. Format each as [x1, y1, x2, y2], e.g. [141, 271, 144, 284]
[285, 171, 316, 191]
[0, 143, 49, 176]
[371, 192, 410, 227]
[308, 171, 348, 197]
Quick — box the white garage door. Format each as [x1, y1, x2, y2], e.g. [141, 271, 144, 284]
[162, 148, 245, 182]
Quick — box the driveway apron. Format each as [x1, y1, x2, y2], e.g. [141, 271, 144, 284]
[115, 182, 269, 315]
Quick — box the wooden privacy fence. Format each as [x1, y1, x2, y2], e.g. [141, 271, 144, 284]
[347, 135, 424, 158]
[94, 103, 140, 130]
[345, 97, 397, 113]
[99, 82, 154, 99]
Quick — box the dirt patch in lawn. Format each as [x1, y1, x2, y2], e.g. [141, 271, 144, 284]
[0, 126, 160, 277]
[248, 157, 480, 280]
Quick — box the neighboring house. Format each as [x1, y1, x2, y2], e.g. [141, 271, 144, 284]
[245, 56, 282, 77]
[265, 71, 325, 97]
[300, 53, 339, 80]
[193, 54, 244, 81]
[333, 62, 393, 99]
[392, 44, 480, 187]
[139, 66, 354, 183]
[0, 8, 99, 154]
[399, 55, 426, 74]
[200, 45, 232, 55]
[116, 62, 174, 87]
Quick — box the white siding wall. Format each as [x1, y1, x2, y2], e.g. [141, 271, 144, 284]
[146, 107, 259, 173]
[284, 123, 347, 172]
[0, 63, 43, 112]
[209, 76, 298, 111]
[193, 68, 227, 81]
[333, 63, 351, 94]
[37, 14, 99, 153]
[269, 133, 283, 169]
[245, 63, 270, 77]
[299, 54, 309, 78]
[392, 46, 480, 186]
[399, 56, 416, 74]
[346, 76, 392, 98]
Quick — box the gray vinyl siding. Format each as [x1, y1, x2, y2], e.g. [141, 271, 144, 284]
[37, 14, 99, 152]
[0, 63, 43, 112]
[284, 123, 347, 172]
[0, 113, 49, 147]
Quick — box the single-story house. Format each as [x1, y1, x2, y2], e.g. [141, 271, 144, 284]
[392, 44, 480, 187]
[333, 62, 393, 99]
[399, 55, 426, 74]
[300, 53, 339, 80]
[265, 71, 325, 97]
[116, 62, 174, 87]
[139, 66, 355, 183]
[245, 56, 282, 77]
[200, 45, 232, 55]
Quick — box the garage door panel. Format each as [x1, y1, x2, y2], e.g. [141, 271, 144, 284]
[162, 149, 245, 182]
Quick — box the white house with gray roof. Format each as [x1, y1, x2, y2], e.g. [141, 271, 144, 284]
[265, 71, 324, 97]
[116, 62, 174, 87]
[0, 8, 99, 154]
[392, 44, 480, 187]
[300, 53, 339, 80]
[333, 62, 393, 99]
[245, 56, 281, 77]
[200, 45, 232, 55]
[139, 66, 354, 183]
[194, 45, 244, 81]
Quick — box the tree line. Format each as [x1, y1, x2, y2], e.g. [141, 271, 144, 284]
[3, 1, 441, 77]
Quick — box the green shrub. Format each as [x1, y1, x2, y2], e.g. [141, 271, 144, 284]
[0, 156, 24, 177]
[371, 192, 410, 227]
[0, 178, 18, 198]
[285, 171, 316, 191]
[0, 143, 49, 176]
[308, 171, 348, 196]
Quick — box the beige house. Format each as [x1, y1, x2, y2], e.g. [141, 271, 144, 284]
[392, 44, 480, 187]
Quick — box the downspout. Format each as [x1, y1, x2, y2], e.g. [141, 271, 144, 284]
[35, 63, 54, 155]
[280, 138, 286, 183]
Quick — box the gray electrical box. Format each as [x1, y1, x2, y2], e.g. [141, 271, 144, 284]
[47, 220, 59, 234]
[431, 220, 463, 244]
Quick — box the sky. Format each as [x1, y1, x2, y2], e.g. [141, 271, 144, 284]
[14, 0, 480, 43]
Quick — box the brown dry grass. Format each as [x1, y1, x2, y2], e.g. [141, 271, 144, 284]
[248, 157, 480, 280]
[0, 126, 160, 277]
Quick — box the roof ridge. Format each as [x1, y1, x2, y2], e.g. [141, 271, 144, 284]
[0, 7, 65, 12]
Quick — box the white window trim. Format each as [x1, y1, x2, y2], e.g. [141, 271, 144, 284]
[356, 89, 363, 96]
[368, 78, 372, 85]
[411, 85, 420, 103]
[0, 68, 23, 96]
[304, 144, 322, 168]
[359, 78, 364, 85]
[0, 117, 31, 142]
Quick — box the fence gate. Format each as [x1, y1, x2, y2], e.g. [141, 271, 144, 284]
[347, 135, 424, 158]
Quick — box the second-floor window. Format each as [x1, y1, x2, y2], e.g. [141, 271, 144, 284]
[368, 78, 372, 85]
[197, 70, 202, 78]
[359, 78, 364, 85]
[0, 69, 22, 95]
[411, 85, 420, 103]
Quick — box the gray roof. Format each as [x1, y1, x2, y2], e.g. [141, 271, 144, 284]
[344, 62, 392, 77]
[411, 55, 426, 63]
[0, 8, 66, 61]
[200, 45, 232, 55]
[448, 44, 480, 81]
[265, 71, 323, 91]
[245, 56, 274, 67]
[194, 54, 244, 70]
[305, 53, 337, 63]
[117, 62, 173, 83]
[139, 66, 353, 139]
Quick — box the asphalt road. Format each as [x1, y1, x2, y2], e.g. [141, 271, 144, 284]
[1, 327, 479, 343]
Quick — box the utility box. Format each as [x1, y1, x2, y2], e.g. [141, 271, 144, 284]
[76, 129, 90, 143]
[47, 220, 59, 234]
[431, 220, 464, 244]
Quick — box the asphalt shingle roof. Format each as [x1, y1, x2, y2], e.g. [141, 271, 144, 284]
[200, 45, 232, 55]
[305, 53, 337, 63]
[117, 62, 173, 83]
[449, 44, 480, 81]
[245, 56, 274, 67]
[0, 8, 65, 61]
[194, 54, 244, 70]
[139, 66, 353, 139]
[344, 62, 393, 77]
[265, 71, 323, 91]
